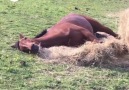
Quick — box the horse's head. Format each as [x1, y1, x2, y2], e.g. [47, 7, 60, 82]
[11, 34, 39, 54]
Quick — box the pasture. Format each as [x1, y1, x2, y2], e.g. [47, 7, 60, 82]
[1, 0, 129, 89]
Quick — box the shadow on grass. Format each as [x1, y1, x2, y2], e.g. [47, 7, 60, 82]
[79, 56, 129, 73]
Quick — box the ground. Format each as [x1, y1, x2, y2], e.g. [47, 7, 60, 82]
[1, 0, 129, 90]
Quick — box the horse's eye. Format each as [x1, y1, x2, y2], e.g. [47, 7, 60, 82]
[24, 37, 27, 40]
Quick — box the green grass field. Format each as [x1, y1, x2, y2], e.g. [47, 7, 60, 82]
[1, 0, 129, 90]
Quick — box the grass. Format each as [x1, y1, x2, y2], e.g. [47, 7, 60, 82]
[1, 0, 129, 90]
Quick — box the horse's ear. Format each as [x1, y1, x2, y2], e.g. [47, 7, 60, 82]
[11, 44, 16, 48]
[19, 34, 25, 39]
[11, 41, 19, 49]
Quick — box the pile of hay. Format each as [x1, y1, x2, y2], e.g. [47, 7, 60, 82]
[118, 8, 129, 48]
[38, 33, 129, 67]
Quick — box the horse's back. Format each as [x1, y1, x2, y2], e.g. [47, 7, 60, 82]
[57, 13, 93, 33]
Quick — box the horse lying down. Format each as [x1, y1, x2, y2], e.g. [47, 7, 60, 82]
[38, 32, 129, 67]
[12, 13, 118, 54]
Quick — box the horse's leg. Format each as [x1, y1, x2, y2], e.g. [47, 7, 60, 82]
[80, 15, 118, 37]
[80, 29, 99, 42]
[67, 22, 99, 42]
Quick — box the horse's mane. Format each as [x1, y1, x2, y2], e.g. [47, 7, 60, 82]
[34, 29, 47, 38]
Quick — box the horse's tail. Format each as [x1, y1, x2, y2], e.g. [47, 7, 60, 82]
[34, 29, 47, 38]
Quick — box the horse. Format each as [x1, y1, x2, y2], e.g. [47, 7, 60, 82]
[11, 13, 118, 54]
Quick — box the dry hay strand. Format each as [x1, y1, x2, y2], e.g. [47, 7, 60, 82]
[118, 8, 129, 48]
[38, 34, 129, 67]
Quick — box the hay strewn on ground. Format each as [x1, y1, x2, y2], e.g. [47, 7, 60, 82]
[38, 33, 129, 67]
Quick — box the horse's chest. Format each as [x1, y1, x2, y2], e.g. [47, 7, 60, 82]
[40, 36, 69, 47]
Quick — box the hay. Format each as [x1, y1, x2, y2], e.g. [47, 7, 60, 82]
[38, 32, 129, 67]
[118, 8, 129, 48]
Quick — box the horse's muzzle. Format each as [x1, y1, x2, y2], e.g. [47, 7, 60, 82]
[31, 44, 39, 54]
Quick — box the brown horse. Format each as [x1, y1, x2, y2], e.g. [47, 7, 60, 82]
[12, 13, 118, 54]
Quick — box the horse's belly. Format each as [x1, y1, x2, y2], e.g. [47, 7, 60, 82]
[68, 38, 85, 46]
[68, 32, 85, 46]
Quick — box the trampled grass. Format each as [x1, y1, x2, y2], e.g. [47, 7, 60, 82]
[1, 0, 129, 90]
